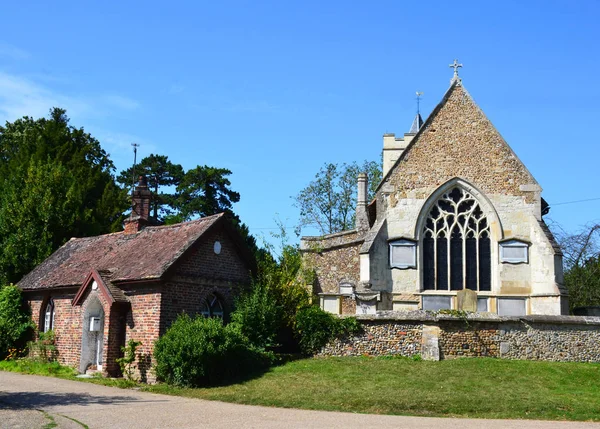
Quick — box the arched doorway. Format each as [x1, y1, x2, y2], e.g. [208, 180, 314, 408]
[80, 296, 105, 373]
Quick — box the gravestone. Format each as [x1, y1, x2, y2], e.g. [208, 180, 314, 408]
[457, 288, 477, 312]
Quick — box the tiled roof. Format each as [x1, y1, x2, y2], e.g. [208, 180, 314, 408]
[18, 213, 224, 290]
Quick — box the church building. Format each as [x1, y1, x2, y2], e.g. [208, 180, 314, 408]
[301, 61, 567, 316]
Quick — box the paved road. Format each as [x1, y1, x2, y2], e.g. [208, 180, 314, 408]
[1, 372, 598, 429]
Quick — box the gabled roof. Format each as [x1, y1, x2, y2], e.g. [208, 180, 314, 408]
[18, 213, 237, 291]
[376, 80, 538, 194]
[72, 269, 129, 306]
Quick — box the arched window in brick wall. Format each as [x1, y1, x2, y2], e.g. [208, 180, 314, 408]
[200, 293, 224, 318]
[422, 187, 491, 291]
[43, 298, 55, 332]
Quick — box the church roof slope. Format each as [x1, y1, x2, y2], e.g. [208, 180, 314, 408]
[18, 213, 225, 290]
[376, 80, 539, 197]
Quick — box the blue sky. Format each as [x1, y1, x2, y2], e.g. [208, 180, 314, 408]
[1, 0, 599, 247]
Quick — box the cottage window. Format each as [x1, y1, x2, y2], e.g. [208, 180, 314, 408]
[201, 293, 224, 318]
[499, 240, 529, 264]
[43, 298, 55, 332]
[389, 239, 417, 269]
[422, 187, 491, 291]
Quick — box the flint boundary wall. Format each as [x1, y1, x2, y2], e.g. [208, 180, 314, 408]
[319, 311, 600, 362]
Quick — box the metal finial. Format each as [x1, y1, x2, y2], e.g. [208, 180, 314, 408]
[449, 59, 463, 83]
[416, 91, 424, 115]
[130, 143, 140, 216]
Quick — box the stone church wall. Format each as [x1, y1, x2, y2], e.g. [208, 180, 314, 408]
[319, 313, 600, 363]
[302, 230, 363, 294]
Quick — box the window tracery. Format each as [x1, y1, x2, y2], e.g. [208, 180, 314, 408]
[422, 187, 491, 291]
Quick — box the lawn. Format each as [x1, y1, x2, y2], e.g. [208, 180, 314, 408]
[3, 356, 600, 421]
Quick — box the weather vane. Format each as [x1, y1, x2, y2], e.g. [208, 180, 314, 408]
[130, 143, 140, 201]
[416, 91, 424, 115]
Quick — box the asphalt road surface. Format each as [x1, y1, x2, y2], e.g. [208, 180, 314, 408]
[0, 372, 598, 429]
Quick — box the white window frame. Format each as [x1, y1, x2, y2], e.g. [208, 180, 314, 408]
[43, 298, 55, 333]
[499, 239, 529, 264]
[389, 239, 417, 269]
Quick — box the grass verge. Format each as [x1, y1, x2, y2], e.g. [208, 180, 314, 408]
[2, 356, 600, 421]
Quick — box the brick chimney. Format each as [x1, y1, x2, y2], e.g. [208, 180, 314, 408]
[123, 176, 152, 234]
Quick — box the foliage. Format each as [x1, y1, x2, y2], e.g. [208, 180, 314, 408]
[294, 160, 382, 235]
[153, 314, 270, 387]
[253, 221, 311, 351]
[175, 166, 240, 220]
[117, 154, 184, 221]
[115, 339, 142, 381]
[0, 284, 35, 360]
[294, 306, 361, 355]
[565, 256, 600, 311]
[550, 222, 600, 311]
[0, 108, 128, 284]
[230, 283, 282, 350]
[27, 330, 58, 362]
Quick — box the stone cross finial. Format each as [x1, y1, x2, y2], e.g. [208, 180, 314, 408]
[449, 59, 463, 84]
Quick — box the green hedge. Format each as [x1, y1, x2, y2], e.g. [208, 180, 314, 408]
[154, 314, 270, 387]
[294, 306, 360, 355]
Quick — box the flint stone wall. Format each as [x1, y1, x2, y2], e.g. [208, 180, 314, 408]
[318, 311, 600, 363]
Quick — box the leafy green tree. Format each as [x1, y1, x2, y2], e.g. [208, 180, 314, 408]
[117, 154, 184, 221]
[0, 284, 35, 359]
[552, 223, 600, 311]
[175, 166, 240, 220]
[0, 108, 127, 283]
[294, 160, 381, 235]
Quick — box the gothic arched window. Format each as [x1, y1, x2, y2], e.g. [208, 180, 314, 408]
[422, 187, 491, 291]
[200, 293, 224, 318]
[43, 298, 55, 332]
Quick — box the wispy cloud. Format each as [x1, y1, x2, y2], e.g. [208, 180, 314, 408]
[0, 42, 31, 60]
[0, 71, 140, 124]
[0, 72, 90, 122]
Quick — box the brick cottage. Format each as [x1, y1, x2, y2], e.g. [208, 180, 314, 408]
[18, 177, 255, 380]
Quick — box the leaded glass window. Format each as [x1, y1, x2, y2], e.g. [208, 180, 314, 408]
[422, 187, 491, 291]
[201, 293, 224, 318]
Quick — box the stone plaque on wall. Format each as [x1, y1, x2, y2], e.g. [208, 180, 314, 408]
[356, 299, 376, 315]
[457, 288, 477, 312]
[422, 296, 452, 311]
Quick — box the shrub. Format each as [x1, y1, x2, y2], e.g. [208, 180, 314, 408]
[154, 314, 269, 387]
[0, 284, 35, 359]
[294, 306, 361, 355]
[230, 283, 282, 350]
[27, 330, 58, 362]
[116, 339, 142, 381]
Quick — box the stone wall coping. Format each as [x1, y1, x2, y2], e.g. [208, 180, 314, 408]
[343, 310, 600, 326]
[302, 229, 359, 241]
[300, 229, 364, 251]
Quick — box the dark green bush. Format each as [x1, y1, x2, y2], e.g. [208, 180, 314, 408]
[294, 306, 361, 355]
[0, 284, 35, 359]
[230, 283, 282, 350]
[153, 314, 269, 387]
